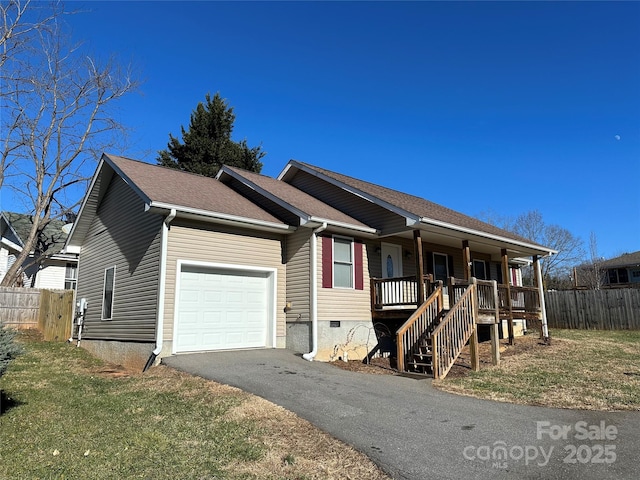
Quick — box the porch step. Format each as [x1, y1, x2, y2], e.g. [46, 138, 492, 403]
[406, 336, 434, 374]
[397, 371, 431, 379]
[408, 346, 433, 374]
[407, 360, 433, 375]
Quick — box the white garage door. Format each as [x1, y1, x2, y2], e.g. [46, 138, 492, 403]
[175, 265, 271, 353]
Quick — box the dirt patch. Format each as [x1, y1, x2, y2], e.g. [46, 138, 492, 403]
[90, 364, 132, 379]
[14, 328, 43, 341]
[330, 333, 548, 378]
[445, 333, 547, 379]
[330, 356, 395, 375]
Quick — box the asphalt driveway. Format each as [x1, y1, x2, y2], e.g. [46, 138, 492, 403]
[163, 349, 639, 480]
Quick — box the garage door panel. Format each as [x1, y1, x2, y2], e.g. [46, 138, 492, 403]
[226, 292, 244, 305]
[176, 266, 271, 353]
[204, 292, 223, 305]
[177, 334, 198, 348]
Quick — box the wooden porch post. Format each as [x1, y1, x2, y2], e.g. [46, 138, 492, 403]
[501, 249, 514, 345]
[462, 240, 472, 280]
[490, 280, 500, 366]
[469, 278, 480, 372]
[413, 229, 425, 303]
[533, 255, 550, 343]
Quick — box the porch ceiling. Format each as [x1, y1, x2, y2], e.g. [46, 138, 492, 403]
[381, 223, 553, 261]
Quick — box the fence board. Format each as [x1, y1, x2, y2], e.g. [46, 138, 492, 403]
[1, 287, 74, 340]
[0, 287, 40, 329]
[38, 290, 74, 341]
[545, 289, 640, 330]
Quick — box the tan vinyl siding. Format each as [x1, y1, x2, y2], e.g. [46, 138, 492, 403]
[317, 235, 371, 322]
[76, 176, 162, 341]
[164, 221, 286, 345]
[284, 228, 311, 322]
[288, 170, 406, 233]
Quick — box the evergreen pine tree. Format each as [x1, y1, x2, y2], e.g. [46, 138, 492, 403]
[158, 93, 265, 177]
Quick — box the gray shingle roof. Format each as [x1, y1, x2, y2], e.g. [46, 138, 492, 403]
[600, 251, 640, 268]
[223, 166, 371, 229]
[2, 212, 69, 255]
[294, 161, 548, 248]
[106, 155, 286, 226]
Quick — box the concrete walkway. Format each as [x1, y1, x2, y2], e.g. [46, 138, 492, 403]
[164, 350, 639, 480]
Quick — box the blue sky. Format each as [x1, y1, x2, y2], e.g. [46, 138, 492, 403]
[5, 1, 640, 259]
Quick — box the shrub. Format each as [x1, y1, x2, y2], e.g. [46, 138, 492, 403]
[0, 326, 23, 379]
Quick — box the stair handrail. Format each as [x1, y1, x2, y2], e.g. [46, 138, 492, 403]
[395, 281, 444, 372]
[431, 280, 478, 379]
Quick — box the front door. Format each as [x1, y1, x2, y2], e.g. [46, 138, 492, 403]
[381, 243, 403, 279]
[380, 243, 404, 305]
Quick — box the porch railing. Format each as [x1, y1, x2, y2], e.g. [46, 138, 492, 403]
[498, 285, 542, 318]
[395, 282, 444, 373]
[431, 281, 478, 379]
[371, 275, 434, 309]
[450, 278, 499, 318]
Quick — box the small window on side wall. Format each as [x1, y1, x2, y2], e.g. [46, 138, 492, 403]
[102, 266, 115, 320]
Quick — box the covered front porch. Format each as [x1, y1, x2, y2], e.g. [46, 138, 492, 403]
[366, 228, 553, 379]
[371, 275, 545, 327]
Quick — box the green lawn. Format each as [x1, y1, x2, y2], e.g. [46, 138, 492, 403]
[0, 332, 388, 479]
[434, 329, 640, 411]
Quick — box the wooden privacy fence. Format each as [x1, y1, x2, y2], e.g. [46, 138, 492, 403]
[0, 287, 74, 341]
[545, 289, 640, 330]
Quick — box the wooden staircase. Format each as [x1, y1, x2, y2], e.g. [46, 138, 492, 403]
[407, 336, 435, 375]
[396, 279, 480, 379]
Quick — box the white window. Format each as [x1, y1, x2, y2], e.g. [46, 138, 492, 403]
[333, 236, 353, 288]
[64, 262, 77, 290]
[102, 266, 115, 320]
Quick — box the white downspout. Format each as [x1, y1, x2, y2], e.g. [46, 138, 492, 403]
[303, 222, 327, 361]
[535, 256, 549, 341]
[145, 208, 176, 371]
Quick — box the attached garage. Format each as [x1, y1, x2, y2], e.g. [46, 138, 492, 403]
[174, 262, 276, 353]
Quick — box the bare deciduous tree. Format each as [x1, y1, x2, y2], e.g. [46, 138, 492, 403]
[1, 0, 59, 189]
[0, 1, 138, 286]
[477, 209, 585, 288]
[576, 232, 606, 289]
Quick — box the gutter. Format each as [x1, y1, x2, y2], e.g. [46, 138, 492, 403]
[144, 208, 176, 371]
[306, 216, 377, 235]
[303, 222, 327, 361]
[419, 217, 557, 256]
[146, 201, 293, 234]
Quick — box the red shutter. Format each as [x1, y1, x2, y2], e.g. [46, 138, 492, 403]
[322, 236, 333, 288]
[354, 241, 364, 290]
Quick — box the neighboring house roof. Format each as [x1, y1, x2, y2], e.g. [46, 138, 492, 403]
[279, 160, 555, 256]
[599, 251, 640, 269]
[217, 165, 376, 234]
[1, 211, 70, 256]
[66, 154, 291, 252]
[0, 211, 24, 252]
